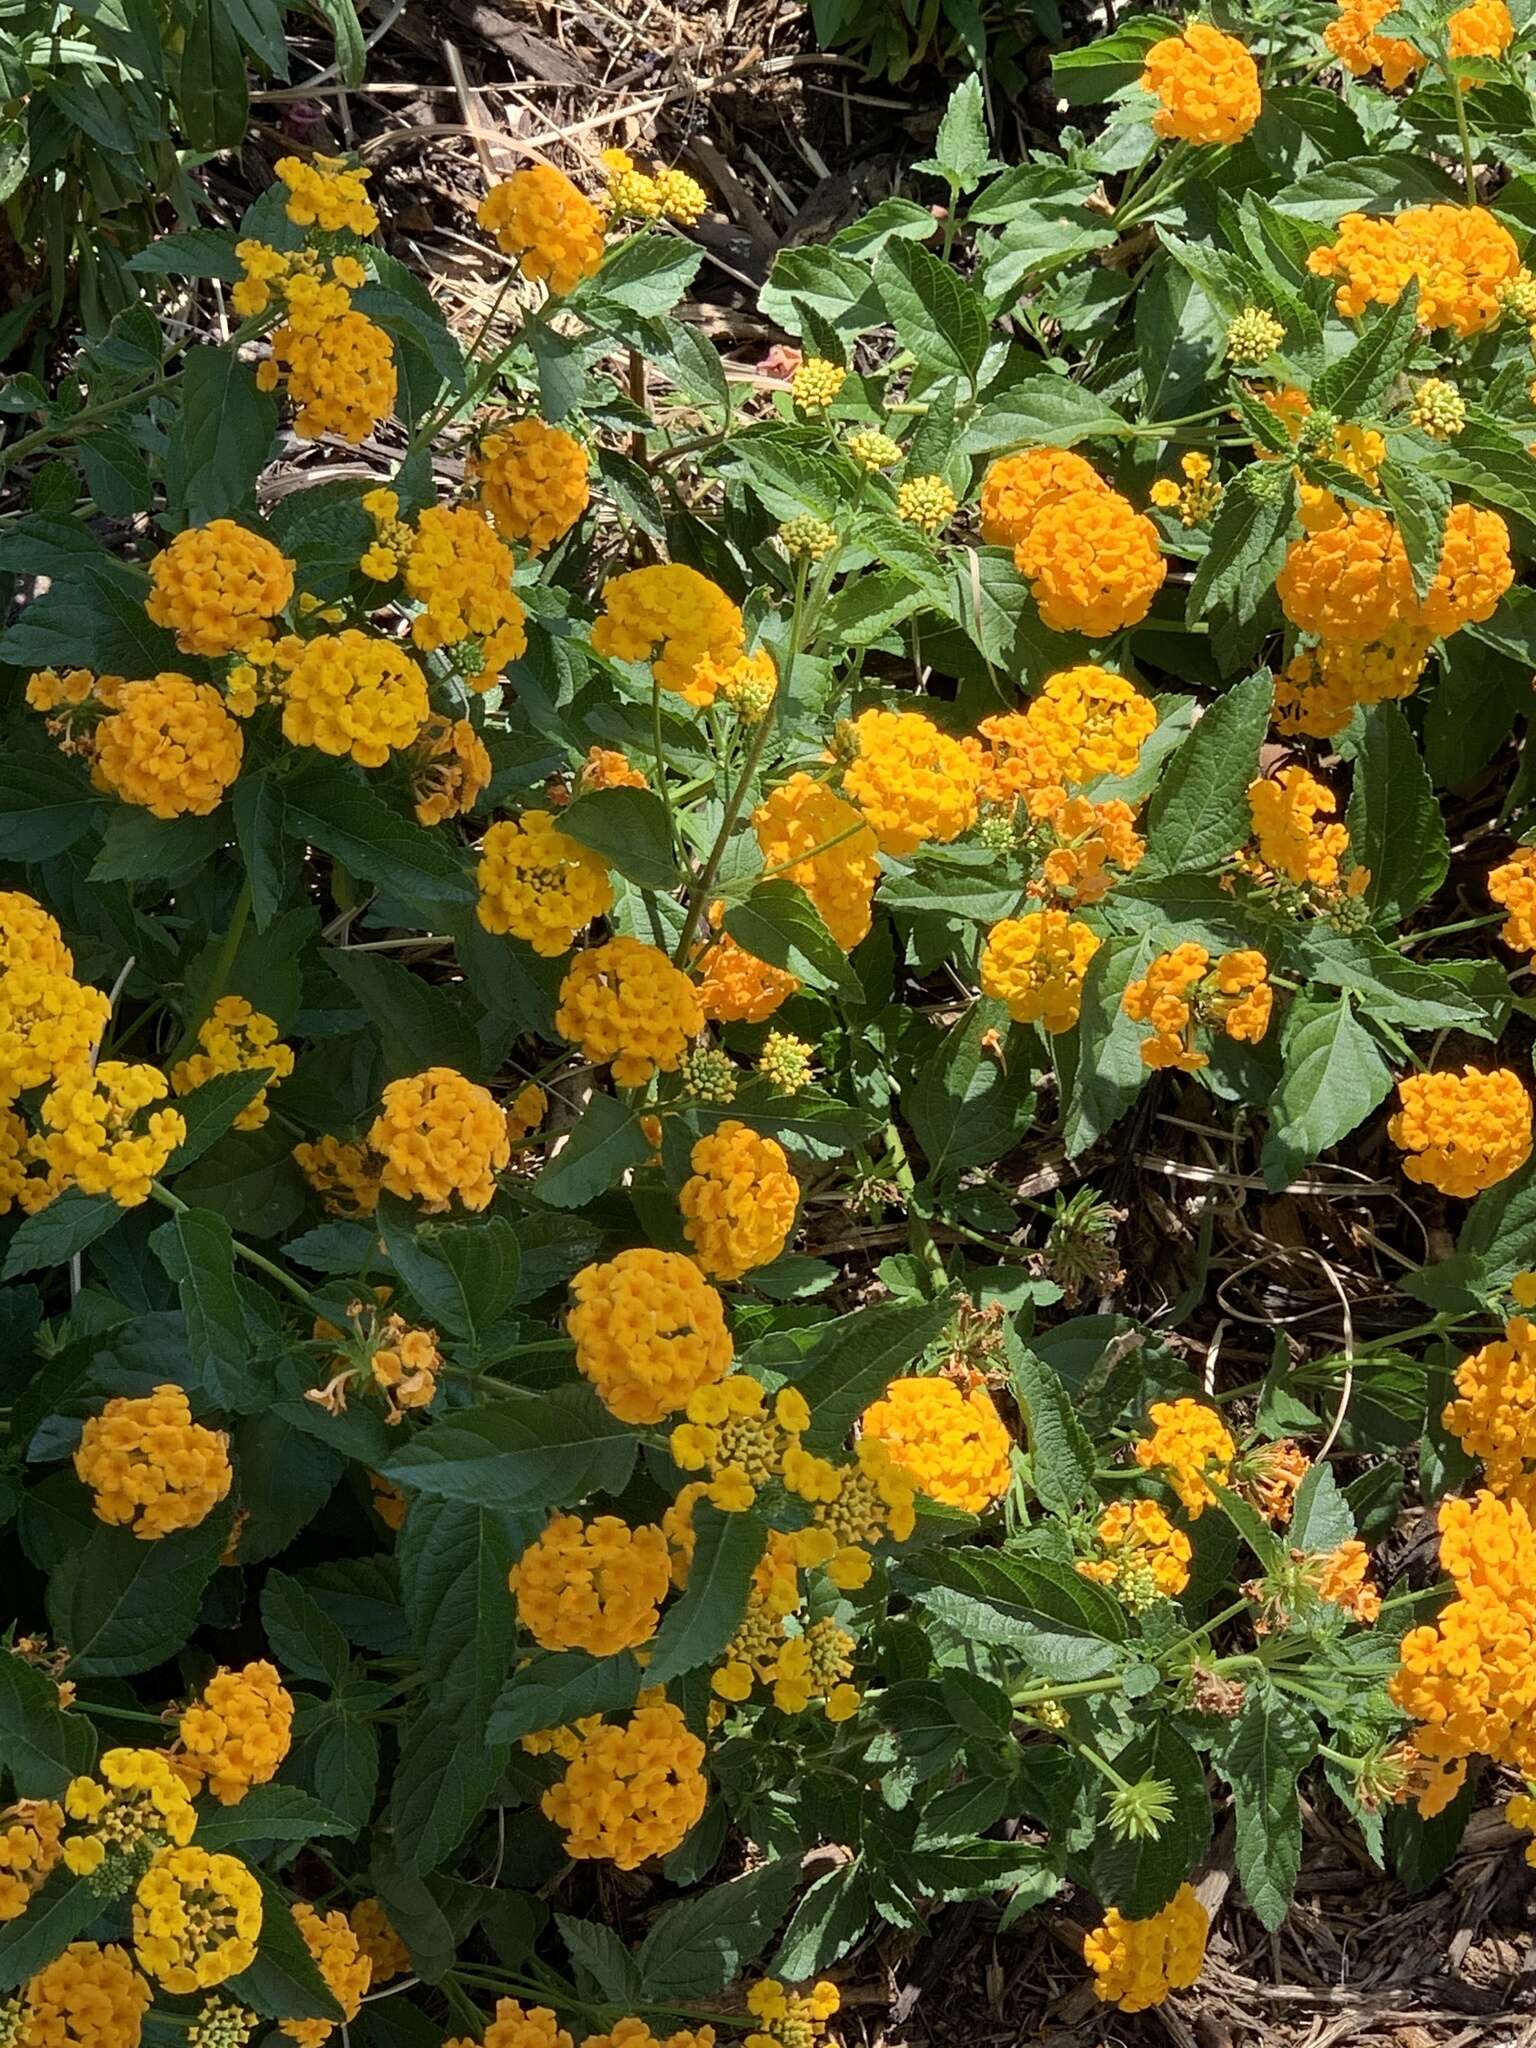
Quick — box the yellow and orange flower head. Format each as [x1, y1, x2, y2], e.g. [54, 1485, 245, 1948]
[261, 306, 397, 444]
[680, 1121, 798, 1281]
[590, 565, 744, 704]
[144, 522, 294, 657]
[1308, 205, 1520, 335]
[695, 906, 799, 1024]
[671, 1376, 810, 1514]
[692, 648, 777, 724]
[279, 1905, 370, 2048]
[0, 1798, 64, 1921]
[842, 707, 982, 855]
[555, 936, 703, 1087]
[293, 1134, 381, 1217]
[576, 744, 647, 794]
[1276, 509, 1414, 645]
[62, 1746, 198, 1884]
[568, 1248, 734, 1423]
[277, 630, 429, 768]
[1325, 0, 1429, 84]
[470, 419, 590, 551]
[1021, 665, 1158, 783]
[402, 505, 528, 682]
[979, 447, 1107, 549]
[478, 167, 606, 295]
[540, 1700, 707, 1867]
[1084, 1885, 1209, 2011]
[170, 998, 294, 1130]
[0, 968, 110, 1108]
[1141, 23, 1261, 143]
[1247, 766, 1351, 889]
[743, 1979, 840, 2048]
[1490, 845, 1536, 957]
[0, 889, 73, 979]
[349, 1900, 409, 1985]
[276, 154, 377, 235]
[177, 1663, 294, 1805]
[1310, 1538, 1382, 1623]
[752, 774, 881, 950]
[447, 2000, 575, 2048]
[1013, 487, 1167, 637]
[1078, 1498, 1193, 1602]
[786, 1435, 916, 1589]
[93, 677, 243, 819]
[1133, 1397, 1235, 1518]
[74, 1386, 231, 1539]
[409, 715, 492, 829]
[1123, 943, 1272, 1070]
[366, 1067, 511, 1212]
[1388, 1067, 1533, 1199]
[510, 1514, 672, 1656]
[860, 1375, 1013, 1511]
[132, 1846, 262, 1992]
[980, 911, 1100, 1032]
[476, 812, 614, 957]
[33, 1060, 186, 1209]
[1416, 503, 1513, 637]
[15, 1943, 153, 2048]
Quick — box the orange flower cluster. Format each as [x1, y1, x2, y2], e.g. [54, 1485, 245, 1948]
[1122, 943, 1272, 1070]
[1141, 24, 1262, 144]
[979, 911, 1100, 1032]
[1307, 205, 1520, 335]
[1246, 767, 1354, 891]
[860, 1376, 1013, 1511]
[842, 707, 982, 856]
[1490, 846, 1536, 956]
[1133, 1398, 1234, 1518]
[1387, 1066, 1533, 1198]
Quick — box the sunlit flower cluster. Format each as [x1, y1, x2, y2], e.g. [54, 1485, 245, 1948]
[1122, 943, 1272, 1071]
[277, 154, 377, 235]
[510, 1514, 671, 1656]
[478, 167, 605, 295]
[1388, 1066, 1533, 1198]
[540, 1700, 707, 1868]
[1134, 1398, 1235, 1518]
[753, 774, 880, 949]
[399, 504, 529, 681]
[470, 419, 590, 551]
[1084, 1885, 1209, 2012]
[680, 1120, 798, 1279]
[145, 522, 294, 657]
[1246, 766, 1352, 890]
[555, 936, 704, 1086]
[1078, 1498, 1193, 1602]
[568, 1248, 734, 1423]
[1141, 23, 1262, 144]
[860, 1375, 1013, 1511]
[1013, 485, 1167, 637]
[366, 1066, 510, 1211]
[591, 565, 744, 703]
[843, 706, 982, 855]
[785, 1434, 918, 1589]
[275, 629, 428, 767]
[598, 149, 707, 226]
[980, 911, 1100, 1032]
[476, 811, 615, 956]
[1489, 845, 1536, 956]
[671, 1377, 810, 1513]
[1307, 205, 1520, 335]
[979, 447, 1105, 549]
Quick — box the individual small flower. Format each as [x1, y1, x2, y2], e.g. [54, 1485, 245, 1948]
[1077, 1498, 1193, 1603]
[1084, 1885, 1209, 2012]
[979, 447, 1107, 549]
[1133, 1397, 1235, 1517]
[752, 774, 880, 950]
[409, 715, 492, 828]
[1490, 846, 1536, 956]
[1225, 306, 1285, 366]
[758, 1031, 815, 1093]
[860, 1376, 1012, 1511]
[540, 1701, 707, 1868]
[170, 998, 294, 1130]
[476, 812, 614, 957]
[93, 676, 243, 819]
[144, 522, 294, 657]
[843, 706, 982, 856]
[568, 1249, 734, 1423]
[1247, 766, 1352, 889]
[293, 1134, 381, 1216]
[848, 429, 902, 471]
[132, 1847, 262, 1993]
[15, 1944, 152, 2048]
[36, 1062, 186, 1208]
[743, 1979, 839, 2048]
[349, 1901, 409, 1986]
[470, 419, 590, 551]
[556, 937, 703, 1086]
[510, 1514, 671, 1656]
[680, 1121, 798, 1280]
[591, 565, 743, 703]
[276, 153, 377, 235]
[0, 1799, 64, 1920]
[177, 1664, 293, 1805]
[777, 515, 838, 560]
[979, 911, 1100, 1032]
[1411, 378, 1467, 440]
[896, 473, 958, 534]
[367, 1067, 510, 1212]
[1388, 1067, 1533, 1198]
[1013, 487, 1166, 637]
[277, 630, 429, 767]
[671, 1376, 810, 1513]
[280, 1905, 370, 2048]
[790, 358, 846, 411]
[478, 167, 605, 294]
[74, 1386, 231, 1540]
[62, 1748, 197, 1884]
[1142, 23, 1261, 143]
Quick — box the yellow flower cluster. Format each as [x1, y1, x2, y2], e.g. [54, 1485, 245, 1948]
[476, 812, 614, 957]
[1133, 1398, 1235, 1517]
[860, 1375, 1013, 1511]
[785, 1434, 918, 1589]
[93, 676, 243, 819]
[692, 648, 777, 723]
[582, 2020, 713, 2048]
[1149, 450, 1222, 526]
[1307, 205, 1520, 335]
[145, 522, 294, 657]
[790, 357, 846, 411]
[260, 287, 397, 444]
[1141, 23, 1261, 144]
[1311, 1539, 1382, 1623]
[0, 1800, 63, 1920]
[743, 1978, 839, 2048]
[1324, 0, 1429, 86]
[599, 149, 707, 225]
[1444, 1315, 1536, 1512]
[681, 1120, 798, 1279]
[281, 1905, 370, 2048]
[367, 1067, 510, 1212]
[1390, 1490, 1536, 1812]
[672, 1378, 811, 1514]
[170, 998, 294, 1130]
[843, 707, 982, 856]
[577, 745, 647, 794]
[401, 505, 529, 682]
[540, 1700, 707, 1868]
[293, 1134, 381, 1216]
[276, 630, 428, 767]
[0, 895, 109, 1113]
[14, 1944, 152, 2048]
[470, 420, 590, 551]
[479, 167, 605, 293]
[177, 1663, 294, 1805]
[695, 914, 799, 1024]
[507, 1081, 546, 1142]
[1013, 483, 1167, 637]
[1122, 944, 1272, 1071]
[979, 911, 1100, 1032]
[591, 565, 744, 703]
[34, 1062, 186, 1208]
[1275, 508, 1412, 644]
[753, 774, 880, 950]
[74, 1386, 231, 1540]
[1489, 845, 1536, 956]
[1023, 665, 1158, 782]
[896, 473, 958, 533]
[445, 2000, 572, 2048]
[1388, 1066, 1533, 1198]
[276, 153, 377, 235]
[62, 1748, 197, 1880]
[1084, 1885, 1209, 2012]
[349, 1900, 409, 1984]
[555, 937, 703, 1085]
[1023, 792, 1146, 908]
[1247, 766, 1352, 890]
[1418, 502, 1513, 637]
[979, 447, 1104, 547]
[1078, 1498, 1193, 1601]
[1242, 1437, 1310, 1524]
[1275, 627, 1433, 740]
[510, 1514, 671, 1655]
[409, 715, 492, 828]
[568, 1249, 734, 1423]
[132, 1847, 262, 1992]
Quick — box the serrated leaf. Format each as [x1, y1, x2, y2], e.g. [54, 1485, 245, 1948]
[1186, 473, 1296, 623]
[487, 1651, 643, 1745]
[772, 1861, 870, 1977]
[926, 75, 998, 193]
[560, 786, 682, 891]
[875, 238, 988, 383]
[261, 1571, 351, 1686]
[397, 1497, 520, 1719]
[382, 1387, 638, 1512]
[227, 1874, 343, 2020]
[1344, 703, 1448, 923]
[1259, 998, 1393, 1191]
[725, 880, 862, 1000]
[1289, 1463, 1355, 1553]
[388, 1704, 506, 1875]
[636, 1859, 799, 1996]
[150, 1207, 261, 1410]
[1313, 283, 1420, 414]
[2, 1195, 119, 1280]
[0, 1871, 101, 1990]
[1142, 671, 1274, 878]
[959, 376, 1124, 455]
[794, 1295, 957, 1454]
[904, 1000, 1036, 1179]
[48, 1509, 233, 1676]
[1212, 1690, 1316, 1931]
[535, 1094, 652, 1209]
[1379, 457, 1448, 601]
[1005, 1326, 1093, 1517]
[0, 1652, 96, 1796]
[193, 1785, 354, 1851]
[645, 1503, 766, 1685]
[376, 1198, 520, 1347]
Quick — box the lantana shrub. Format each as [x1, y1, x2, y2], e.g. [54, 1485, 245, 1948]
[6, 10, 1536, 2038]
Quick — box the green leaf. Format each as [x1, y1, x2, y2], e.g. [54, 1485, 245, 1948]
[1313, 283, 1420, 414]
[0, 1871, 102, 1990]
[874, 238, 988, 383]
[535, 1094, 653, 1209]
[1141, 671, 1274, 878]
[487, 1651, 643, 1745]
[0, 1650, 97, 1796]
[165, 1070, 273, 1173]
[2, 1195, 119, 1281]
[1052, 15, 1169, 100]
[48, 1508, 232, 1675]
[388, 1704, 507, 1875]
[1259, 998, 1393, 1191]
[1090, 1720, 1212, 1917]
[558, 1918, 641, 2002]
[1289, 1463, 1355, 1553]
[281, 762, 475, 909]
[636, 1859, 800, 1997]
[1460, 1157, 1536, 1280]
[772, 1862, 870, 1977]
[232, 773, 290, 929]
[759, 244, 884, 337]
[924, 75, 998, 193]
[1186, 472, 1296, 624]
[1378, 458, 1449, 602]
[398, 1498, 520, 1720]
[0, 749, 105, 859]
[905, 1548, 1126, 1679]
[1060, 932, 1155, 1156]
[904, 1000, 1036, 1179]
[169, 352, 277, 523]
[1345, 704, 1449, 922]
[327, 947, 483, 1081]
[129, 228, 243, 280]
[383, 1387, 638, 1512]
[1212, 1689, 1316, 1931]
[1288, 928, 1484, 1029]
[261, 1571, 351, 1686]
[794, 1295, 957, 1454]
[725, 880, 862, 1000]
[298, 1712, 378, 1833]
[959, 376, 1124, 455]
[1005, 1327, 1094, 1517]
[193, 1785, 354, 1851]
[91, 808, 227, 884]
[227, 1874, 344, 2020]
[901, 1839, 1059, 1904]
[308, 0, 365, 86]
[377, 1201, 521, 1347]
[560, 786, 682, 891]
[586, 235, 702, 318]
[149, 1207, 260, 1410]
[175, 0, 248, 149]
[645, 1502, 766, 1685]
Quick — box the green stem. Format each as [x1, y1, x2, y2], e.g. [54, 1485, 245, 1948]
[1009, 1673, 1126, 1706]
[75, 1701, 172, 1727]
[1395, 911, 1501, 950]
[1, 372, 174, 473]
[652, 675, 678, 861]
[1446, 58, 1479, 192]
[168, 879, 252, 1065]
[150, 1181, 325, 1318]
